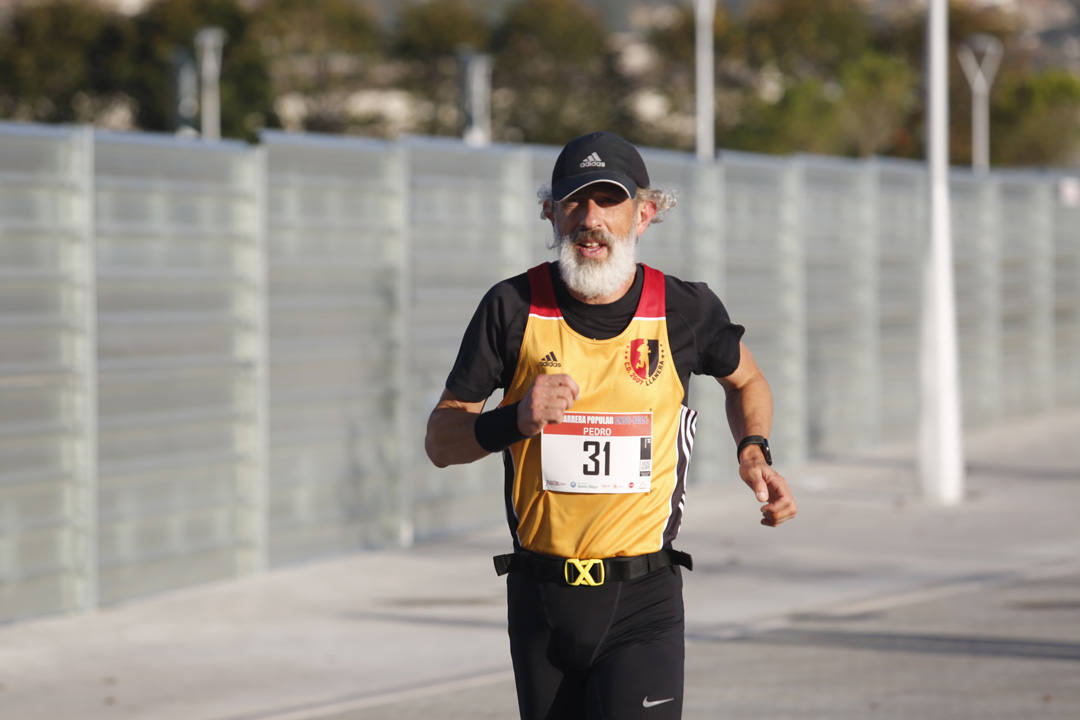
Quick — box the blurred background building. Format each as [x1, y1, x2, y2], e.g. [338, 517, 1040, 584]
[0, 0, 1078, 165]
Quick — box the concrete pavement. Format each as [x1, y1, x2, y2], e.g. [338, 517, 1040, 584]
[1, 407, 1078, 719]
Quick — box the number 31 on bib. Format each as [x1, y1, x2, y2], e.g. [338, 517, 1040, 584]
[540, 411, 653, 493]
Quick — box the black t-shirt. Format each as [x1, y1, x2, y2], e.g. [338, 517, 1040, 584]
[446, 262, 744, 405]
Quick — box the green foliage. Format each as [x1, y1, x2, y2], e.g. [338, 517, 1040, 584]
[742, 0, 874, 80]
[726, 78, 842, 155]
[885, 0, 1018, 67]
[722, 51, 917, 158]
[0, 0, 276, 140]
[644, 6, 696, 74]
[0, 0, 1076, 166]
[395, 0, 489, 59]
[128, 0, 275, 140]
[494, 0, 606, 69]
[640, 5, 741, 152]
[392, 0, 492, 136]
[250, 0, 381, 134]
[886, 0, 1020, 162]
[836, 51, 918, 157]
[255, 0, 381, 56]
[0, 1, 133, 123]
[992, 69, 1080, 165]
[650, 0, 912, 159]
[490, 0, 623, 145]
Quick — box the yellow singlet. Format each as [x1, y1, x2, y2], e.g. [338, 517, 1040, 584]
[500, 263, 698, 559]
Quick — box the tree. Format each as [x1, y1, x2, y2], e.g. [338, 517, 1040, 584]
[489, 0, 624, 145]
[395, 0, 489, 59]
[642, 0, 916, 157]
[0, 1, 134, 125]
[727, 0, 891, 155]
[392, 0, 492, 137]
[646, 0, 909, 157]
[992, 69, 1080, 166]
[887, 0, 1020, 163]
[641, 4, 743, 151]
[127, 0, 276, 140]
[726, 78, 844, 155]
[835, 51, 918, 157]
[741, 0, 874, 81]
[250, 0, 383, 134]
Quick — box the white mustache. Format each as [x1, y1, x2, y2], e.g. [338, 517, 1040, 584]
[572, 229, 614, 247]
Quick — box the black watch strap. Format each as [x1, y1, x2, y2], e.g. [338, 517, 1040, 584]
[737, 435, 772, 465]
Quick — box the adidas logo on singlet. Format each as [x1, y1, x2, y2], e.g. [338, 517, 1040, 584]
[579, 152, 605, 168]
[538, 351, 562, 368]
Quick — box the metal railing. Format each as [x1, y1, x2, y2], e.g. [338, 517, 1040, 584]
[1, 122, 1077, 622]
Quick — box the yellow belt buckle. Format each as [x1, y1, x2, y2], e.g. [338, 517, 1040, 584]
[564, 558, 605, 587]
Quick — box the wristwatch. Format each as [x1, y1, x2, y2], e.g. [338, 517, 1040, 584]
[737, 435, 772, 465]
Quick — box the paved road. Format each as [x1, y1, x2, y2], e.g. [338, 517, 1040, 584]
[1, 407, 1078, 719]
[311, 570, 1080, 720]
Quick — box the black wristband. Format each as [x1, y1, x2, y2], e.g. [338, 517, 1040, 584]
[737, 435, 772, 465]
[474, 402, 528, 452]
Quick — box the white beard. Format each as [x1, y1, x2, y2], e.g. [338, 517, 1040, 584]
[555, 226, 638, 301]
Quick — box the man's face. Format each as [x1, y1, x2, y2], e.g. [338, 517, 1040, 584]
[548, 183, 640, 301]
[551, 184, 636, 265]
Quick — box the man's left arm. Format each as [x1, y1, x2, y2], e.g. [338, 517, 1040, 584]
[718, 342, 798, 527]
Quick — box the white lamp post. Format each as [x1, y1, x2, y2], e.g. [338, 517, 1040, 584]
[694, 0, 715, 160]
[919, 0, 965, 505]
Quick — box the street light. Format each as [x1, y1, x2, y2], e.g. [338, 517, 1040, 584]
[459, 48, 492, 147]
[195, 26, 227, 141]
[693, 0, 715, 160]
[920, 0, 964, 505]
[172, 48, 199, 138]
[957, 34, 1003, 174]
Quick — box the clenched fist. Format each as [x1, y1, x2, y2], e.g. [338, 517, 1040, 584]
[517, 373, 580, 437]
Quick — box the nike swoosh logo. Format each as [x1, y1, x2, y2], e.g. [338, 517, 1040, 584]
[642, 697, 675, 708]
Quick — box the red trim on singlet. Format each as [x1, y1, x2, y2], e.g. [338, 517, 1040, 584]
[527, 263, 562, 318]
[638, 265, 665, 318]
[526, 262, 666, 319]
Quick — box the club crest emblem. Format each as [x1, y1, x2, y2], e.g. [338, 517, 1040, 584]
[624, 338, 664, 385]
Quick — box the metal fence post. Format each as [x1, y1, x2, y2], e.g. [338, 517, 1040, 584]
[497, 146, 534, 277]
[73, 125, 99, 611]
[388, 142, 414, 547]
[969, 172, 1003, 426]
[236, 145, 270, 574]
[859, 158, 882, 447]
[780, 157, 808, 463]
[1029, 177, 1055, 412]
[1053, 175, 1080, 404]
[691, 160, 724, 294]
[689, 159, 726, 478]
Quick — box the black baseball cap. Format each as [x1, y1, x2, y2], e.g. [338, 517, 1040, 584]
[550, 131, 650, 202]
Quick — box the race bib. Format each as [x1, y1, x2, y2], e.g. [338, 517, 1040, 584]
[541, 411, 653, 493]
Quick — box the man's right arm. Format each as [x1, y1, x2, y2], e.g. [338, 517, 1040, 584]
[424, 389, 490, 468]
[425, 374, 581, 468]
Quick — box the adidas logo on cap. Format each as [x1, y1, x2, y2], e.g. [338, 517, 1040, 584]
[579, 152, 605, 168]
[538, 351, 562, 368]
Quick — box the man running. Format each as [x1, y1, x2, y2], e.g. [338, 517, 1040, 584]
[425, 131, 797, 720]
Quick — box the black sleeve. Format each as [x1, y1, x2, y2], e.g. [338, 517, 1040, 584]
[444, 272, 531, 403]
[665, 276, 745, 379]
